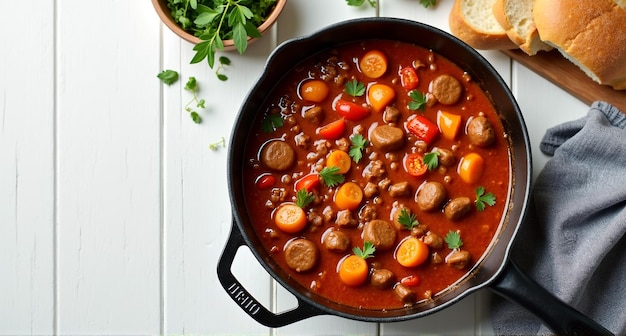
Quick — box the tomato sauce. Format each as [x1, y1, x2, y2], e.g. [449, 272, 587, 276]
[241, 40, 510, 310]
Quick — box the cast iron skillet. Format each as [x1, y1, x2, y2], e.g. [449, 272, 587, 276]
[217, 18, 612, 335]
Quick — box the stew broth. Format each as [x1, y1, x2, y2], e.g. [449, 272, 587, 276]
[242, 40, 510, 310]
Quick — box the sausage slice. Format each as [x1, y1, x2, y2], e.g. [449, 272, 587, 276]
[429, 74, 462, 105]
[416, 181, 447, 212]
[284, 238, 318, 273]
[444, 197, 472, 220]
[261, 140, 296, 171]
[363, 219, 397, 251]
[467, 116, 495, 147]
[370, 125, 405, 152]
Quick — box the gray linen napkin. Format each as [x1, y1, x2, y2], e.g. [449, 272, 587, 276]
[490, 101, 626, 335]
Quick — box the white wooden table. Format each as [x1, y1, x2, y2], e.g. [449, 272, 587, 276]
[1, 0, 590, 334]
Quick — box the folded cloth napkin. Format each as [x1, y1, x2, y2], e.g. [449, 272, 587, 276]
[490, 101, 626, 335]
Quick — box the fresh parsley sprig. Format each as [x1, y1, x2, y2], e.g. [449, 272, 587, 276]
[319, 166, 345, 187]
[157, 69, 179, 85]
[408, 90, 427, 111]
[348, 134, 368, 163]
[296, 188, 315, 208]
[353, 241, 376, 259]
[209, 137, 226, 150]
[261, 113, 284, 133]
[346, 0, 377, 8]
[184, 77, 206, 124]
[423, 151, 440, 170]
[397, 208, 419, 230]
[475, 186, 496, 211]
[345, 79, 366, 97]
[444, 230, 463, 249]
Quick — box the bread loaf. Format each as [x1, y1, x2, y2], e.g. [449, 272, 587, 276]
[533, 0, 626, 90]
[448, 0, 517, 50]
[492, 0, 552, 55]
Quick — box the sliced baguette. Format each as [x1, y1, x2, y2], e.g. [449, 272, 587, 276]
[534, 0, 626, 90]
[492, 0, 552, 55]
[449, 0, 517, 50]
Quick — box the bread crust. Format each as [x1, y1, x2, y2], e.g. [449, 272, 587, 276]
[534, 0, 626, 89]
[449, 0, 517, 50]
[492, 0, 552, 55]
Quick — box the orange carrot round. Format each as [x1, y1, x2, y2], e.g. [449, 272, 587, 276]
[368, 83, 396, 113]
[334, 182, 363, 211]
[359, 50, 388, 79]
[338, 255, 369, 286]
[326, 150, 352, 174]
[274, 203, 307, 233]
[300, 79, 330, 103]
[458, 152, 485, 184]
[396, 237, 429, 268]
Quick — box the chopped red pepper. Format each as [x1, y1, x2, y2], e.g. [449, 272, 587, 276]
[294, 173, 320, 192]
[400, 66, 419, 90]
[406, 115, 439, 145]
[317, 118, 346, 140]
[400, 274, 420, 287]
[255, 174, 276, 190]
[335, 99, 370, 121]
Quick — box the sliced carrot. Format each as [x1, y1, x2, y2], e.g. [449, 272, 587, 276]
[368, 83, 396, 113]
[274, 203, 307, 233]
[338, 254, 369, 286]
[396, 237, 429, 268]
[437, 110, 462, 141]
[300, 79, 330, 103]
[458, 152, 484, 184]
[359, 50, 388, 79]
[326, 150, 351, 174]
[334, 182, 363, 211]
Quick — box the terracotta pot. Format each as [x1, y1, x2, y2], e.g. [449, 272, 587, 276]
[151, 0, 287, 50]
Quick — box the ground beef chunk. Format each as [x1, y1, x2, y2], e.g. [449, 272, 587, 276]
[383, 106, 401, 123]
[389, 181, 411, 197]
[370, 269, 395, 289]
[322, 230, 350, 253]
[446, 250, 471, 269]
[363, 182, 379, 198]
[393, 283, 416, 303]
[467, 116, 495, 147]
[307, 211, 323, 232]
[359, 204, 377, 222]
[370, 125, 405, 152]
[429, 74, 462, 105]
[363, 160, 385, 181]
[335, 137, 350, 152]
[284, 239, 318, 273]
[423, 231, 443, 249]
[302, 105, 324, 125]
[444, 197, 472, 220]
[437, 148, 456, 167]
[335, 209, 358, 227]
[416, 181, 446, 212]
[261, 140, 296, 171]
[363, 220, 397, 251]
[294, 132, 310, 148]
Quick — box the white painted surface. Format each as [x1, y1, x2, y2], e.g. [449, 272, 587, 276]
[0, 0, 590, 334]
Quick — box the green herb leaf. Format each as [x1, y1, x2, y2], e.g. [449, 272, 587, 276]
[319, 166, 345, 187]
[219, 56, 231, 65]
[184, 77, 197, 91]
[423, 151, 440, 170]
[444, 230, 463, 249]
[157, 69, 179, 85]
[419, 0, 437, 8]
[190, 111, 202, 124]
[209, 136, 226, 150]
[353, 241, 376, 259]
[475, 186, 496, 211]
[348, 134, 368, 163]
[408, 90, 427, 111]
[397, 208, 419, 230]
[346, 0, 376, 7]
[261, 113, 284, 133]
[345, 79, 366, 97]
[295, 188, 315, 208]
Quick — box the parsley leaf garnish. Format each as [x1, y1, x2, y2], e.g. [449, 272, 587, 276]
[209, 137, 226, 151]
[345, 79, 366, 97]
[353, 241, 376, 259]
[397, 208, 419, 230]
[319, 166, 345, 187]
[157, 69, 179, 85]
[444, 230, 463, 249]
[261, 113, 284, 133]
[295, 188, 315, 208]
[349, 134, 368, 163]
[408, 90, 427, 111]
[346, 0, 377, 8]
[475, 186, 496, 211]
[420, 0, 437, 8]
[424, 151, 440, 170]
[183, 77, 206, 124]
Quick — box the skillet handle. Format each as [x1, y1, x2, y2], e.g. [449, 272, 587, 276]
[489, 261, 613, 336]
[217, 222, 324, 327]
